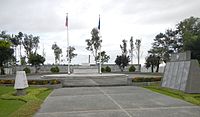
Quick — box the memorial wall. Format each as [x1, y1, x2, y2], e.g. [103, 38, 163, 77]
[162, 51, 200, 93]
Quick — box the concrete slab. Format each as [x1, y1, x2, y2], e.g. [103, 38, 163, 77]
[92, 78, 127, 86]
[63, 79, 99, 87]
[50, 87, 102, 97]
[35, 86, 200, 117]
[127, 107, 200, 117]
[37, 95, 119, 113]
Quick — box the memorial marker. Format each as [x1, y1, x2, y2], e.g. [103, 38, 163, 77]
[14, 71, 29, 96]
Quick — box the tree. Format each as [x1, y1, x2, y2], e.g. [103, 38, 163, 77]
[177, 16, 200, 62]
[52, 43, 62, 64]
[0, 40, 14, 75]
[0, 31, 10, 40]
[115, 55, 130, 72]
[9, 34, 20, 64]
[115, 39, 130, 72]
[120, 39, 128, 56]
[66, 46, 77, 63]
[22, 34, 40, 57]
[129, 36, 134, 64]
[145, 54, 160, 73]
[86, 28, 102, 64]
[135, 39, 141, 65]
[28, 53, 45, 73]
[96, 51, 110, 64]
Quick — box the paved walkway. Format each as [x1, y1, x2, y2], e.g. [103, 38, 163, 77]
[34, 86, 200, 117]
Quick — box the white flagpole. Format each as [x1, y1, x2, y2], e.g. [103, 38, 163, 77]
[66, 13, 70, 75]
[98, 14, 102, 74]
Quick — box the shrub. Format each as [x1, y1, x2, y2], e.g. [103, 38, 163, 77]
[105, 66, 111, 72]
[0, 79, 61, 85]
[132, 77, 162, 82]
[50, 66, 59, 73]
[101, 67, 105, 73]
[129, 65, 136, 72]
[23, 67, 31, 74]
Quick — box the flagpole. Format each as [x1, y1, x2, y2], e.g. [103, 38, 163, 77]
[98, 14, 102, 74]
[66, 13, 70, 75]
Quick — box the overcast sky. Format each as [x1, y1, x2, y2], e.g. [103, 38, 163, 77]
[1, 0, 200, 65]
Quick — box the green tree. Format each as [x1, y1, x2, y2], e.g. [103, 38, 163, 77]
[28, 53, 45, 73]
[135, 39, 141, 65]
[52, 43, 62, 64]
[129, 36, 134, 64]
[66, 46, 77, 63]
[9, 34, 20, 64]
[0, 31, 10, 40]
[149, 16, 200, 65]
[115, 55, 130, 72]
[177, 16, 200, 62]
[0, 40, 14, 75]
[120, 39, 128, 56]
[145, 54, 160, 73]
[86, 28, 102, 64]
[96, 51, 110, 64]
[148, 29, 178, 71]
[22, 34, 40, 57]
[115, 39, 130, 72]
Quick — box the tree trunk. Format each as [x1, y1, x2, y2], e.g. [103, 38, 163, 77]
[0, 65, 5, 75]
[156, 63, 159, 72]
[95, 50, 97, 64]
[151, 65, 154, 73]
[20, 44, 22, 65]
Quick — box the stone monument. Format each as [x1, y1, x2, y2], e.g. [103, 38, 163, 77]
[73, 63, 98, 74]
[162, 51, 200, 93]
[14, 71, 29, 96]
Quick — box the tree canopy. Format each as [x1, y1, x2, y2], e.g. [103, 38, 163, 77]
[28, 53, 45, 73]
[86, 28, 102, 64]
[0, 40, 14, 74]
[147, 16, 200, 71]
[115, 39, 130, 71]
[52, 43, 62, 64]
[23, 34, 40, 57]
[96, 51, 110, 64]
[115, 55, 130, 72]
[66, 46, 77, 63]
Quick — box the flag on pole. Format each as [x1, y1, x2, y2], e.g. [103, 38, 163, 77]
[65, 14, 68, 27]
[98, 15, 100, 30]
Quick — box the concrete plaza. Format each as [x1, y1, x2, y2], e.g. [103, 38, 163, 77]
[34, 86, 200, 117]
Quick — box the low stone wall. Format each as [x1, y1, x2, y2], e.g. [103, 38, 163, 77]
[8, 64, 141, 74]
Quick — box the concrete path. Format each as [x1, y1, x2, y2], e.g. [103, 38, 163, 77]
[34, 86, 200, 117]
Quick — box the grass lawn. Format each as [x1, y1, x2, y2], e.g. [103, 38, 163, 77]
[0, 86, 52, 117]
[144, 85, 200, 106]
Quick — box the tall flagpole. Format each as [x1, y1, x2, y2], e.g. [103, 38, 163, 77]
[66, 13, 70, 74]
[98, 14, 102, 74]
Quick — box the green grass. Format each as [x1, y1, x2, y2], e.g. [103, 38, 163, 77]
[144, 85, 200, 106]
[0, 99, 25, 117]
[0, 86, 52, 117]
[0, 86, 14, 95]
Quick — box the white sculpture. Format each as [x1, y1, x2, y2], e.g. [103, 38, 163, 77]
[14, 71, 28, 89]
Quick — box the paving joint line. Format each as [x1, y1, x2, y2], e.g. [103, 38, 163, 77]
[96, 87, 133, 117]
[125, 105, 200, 111]
[36, 105, 200, 115]
[36, 109, 123, 115]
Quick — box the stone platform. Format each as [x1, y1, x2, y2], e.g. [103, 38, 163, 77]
[41, 74, 128, 87]
[34, 86, 200, 117]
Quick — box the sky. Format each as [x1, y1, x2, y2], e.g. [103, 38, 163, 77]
[0, 0, 200, 65]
